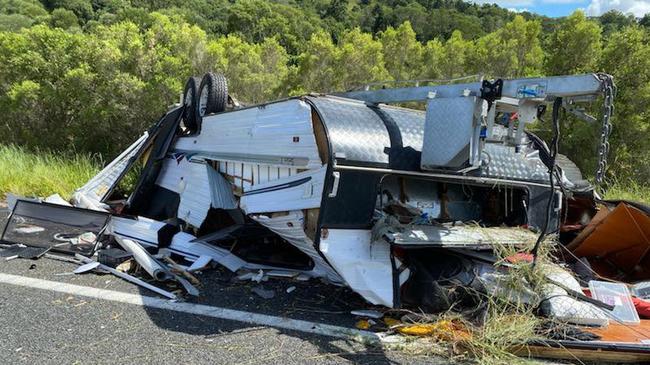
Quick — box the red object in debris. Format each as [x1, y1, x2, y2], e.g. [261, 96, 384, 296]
[505, 252, 534, 264]
[632, 297, 650, 319]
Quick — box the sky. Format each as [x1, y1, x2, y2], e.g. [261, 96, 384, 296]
[473, 0, 650, 17]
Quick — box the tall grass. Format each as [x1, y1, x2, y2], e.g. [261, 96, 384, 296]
[0, 145, 101, 200]
[603, 178, 650, 205]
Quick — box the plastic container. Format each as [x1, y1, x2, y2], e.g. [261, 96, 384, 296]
[589, 280, 640, 325]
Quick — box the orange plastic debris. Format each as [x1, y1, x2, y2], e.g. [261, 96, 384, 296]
[355, 319, 370, 330]
[568, 203, 650, 280]
[383, 317, 401, 328]
[390, 319, 471, 341]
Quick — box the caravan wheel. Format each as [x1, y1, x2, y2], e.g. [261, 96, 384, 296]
[197, 72, 228, 119]
[181, 76, 201, 132]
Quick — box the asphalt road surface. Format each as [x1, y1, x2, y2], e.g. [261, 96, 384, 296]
[0, 207, 449, 365]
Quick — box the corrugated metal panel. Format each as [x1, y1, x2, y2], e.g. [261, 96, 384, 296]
[252, 211, 342, 283]
[173, 99, 321, 169]
[207, 165, 237, 210]
[240, 166, 326, 214]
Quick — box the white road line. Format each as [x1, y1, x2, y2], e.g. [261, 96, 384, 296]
[0, 273, 382, 343]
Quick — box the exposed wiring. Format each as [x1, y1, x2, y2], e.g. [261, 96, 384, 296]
[532, 97, 562, 265]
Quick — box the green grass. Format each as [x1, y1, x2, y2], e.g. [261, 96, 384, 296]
[0, 145, 101, 200]
[603, 179, 650, 205]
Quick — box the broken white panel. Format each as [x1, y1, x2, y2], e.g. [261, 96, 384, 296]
[74, 132, 149, 207]
[110, 216, 241, 270]
[155, 156, 189, 194]
[241, 166, 326, 214]
[187, 255, 211, 272]
[44, 194, 72, 206]
[320, 229, 407, 308]
[385, 225, 538, 249]
[109, 216, 298, 274]
[156, 157, 212, 227]
[173, 99, 322, 169]
[207, 165, 237, 210]
[252, 211, 343, 283]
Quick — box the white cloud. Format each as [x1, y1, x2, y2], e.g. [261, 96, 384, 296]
[586, 0, 650, 16]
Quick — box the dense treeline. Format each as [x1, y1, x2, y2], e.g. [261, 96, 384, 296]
[0, 0, 649, 186]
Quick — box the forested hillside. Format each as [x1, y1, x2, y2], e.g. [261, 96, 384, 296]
[0, 0, 649, 188]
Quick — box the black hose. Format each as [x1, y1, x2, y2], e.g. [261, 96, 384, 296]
[532, 97, 562, 265]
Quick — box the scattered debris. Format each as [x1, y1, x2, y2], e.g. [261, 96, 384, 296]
[251, 286, 275, 299]
[13, 226, 45, 234]
[4, 72, 650, 362]
[351, 309, 383, 319]
[114, 235, 173, 281]
[74, 254, 176, 300]
[589, 280, 640, 324]
[73, 261, 101, 274]
[115, 259, 137, 273]
[355, 319, 371, 330]
[187, 255, 211, 272]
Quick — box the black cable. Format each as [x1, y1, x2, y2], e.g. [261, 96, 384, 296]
[532, 97, 562, 265]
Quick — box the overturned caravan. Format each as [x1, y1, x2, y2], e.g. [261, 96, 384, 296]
[74, 73, 615, 309]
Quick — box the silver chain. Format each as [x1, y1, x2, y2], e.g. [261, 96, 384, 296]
[595, 73, 616, 184]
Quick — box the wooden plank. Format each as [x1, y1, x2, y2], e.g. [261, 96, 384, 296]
[513, 345, 650, 363]
[587, 320, 650, 343]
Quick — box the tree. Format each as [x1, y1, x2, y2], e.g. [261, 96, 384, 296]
[599, 26, 650, 181]
[50, 8, 79, 28]
[44, 0, 94, 22]
[338, 27, 390, 90]
[225, 0, 323, 54]
[0, 0, 49, 30]
[472, 15, 543, 78]
[379, 21, 423, 81]
[428, 8, 484, 40]
[439, 30, 472, 79]
[207, 35, 289, 103]
[599, 10, 636, 36]
[545, 11, 601, 75]
[391, 2, 428, 40]
[421, 38, 443, 79]
[291, 30, 341, 94]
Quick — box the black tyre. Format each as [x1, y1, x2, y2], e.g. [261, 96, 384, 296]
[197, 72, 228, 120]
[181, 76, 201, 132]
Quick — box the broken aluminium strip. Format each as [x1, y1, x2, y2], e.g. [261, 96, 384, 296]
[74, 254, 176, 300]
[72, 132, 150, 211]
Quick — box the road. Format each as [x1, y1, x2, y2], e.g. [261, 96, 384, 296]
[0, 207, 446, 365]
